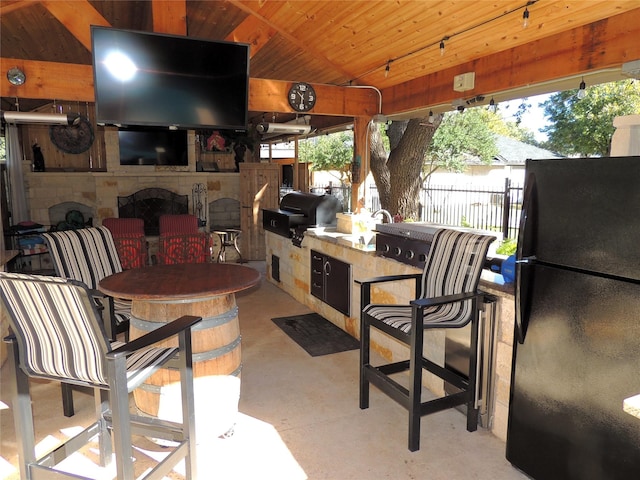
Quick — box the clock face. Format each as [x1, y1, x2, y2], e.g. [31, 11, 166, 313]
[7, 67, 26, 86]
[288, 82, 316, 112]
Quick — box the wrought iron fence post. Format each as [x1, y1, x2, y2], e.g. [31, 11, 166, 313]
[502, 177, 511, 239]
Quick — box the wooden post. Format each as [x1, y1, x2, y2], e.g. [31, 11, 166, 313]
[351, 116, 372, 213]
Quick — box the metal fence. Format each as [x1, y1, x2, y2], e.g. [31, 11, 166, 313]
[365, 178, 523, 241]
[422, 179, 522, 240]
[315, 178, 523, 240]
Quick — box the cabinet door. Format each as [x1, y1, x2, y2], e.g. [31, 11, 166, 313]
[310, 250, 324, 300]
[240, 163, 280, 260]
[324, 256, 351, 316]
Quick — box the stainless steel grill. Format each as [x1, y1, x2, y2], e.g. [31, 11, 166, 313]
[263, 191, 342, 246]
[375, 223, 501, 269]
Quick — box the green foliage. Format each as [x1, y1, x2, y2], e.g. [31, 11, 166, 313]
[496, 238, 517, 255]
[540, 79, 640, 157]
[426, 108, 499, 173]
[490, 111, 537, 144]
[299, 131, 354, 182]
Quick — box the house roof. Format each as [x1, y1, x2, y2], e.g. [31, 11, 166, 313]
[492, 135, 562, 165]
[464, 134, 560, 166]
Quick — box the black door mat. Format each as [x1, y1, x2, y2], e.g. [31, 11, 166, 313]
[272, 313, 360, 357]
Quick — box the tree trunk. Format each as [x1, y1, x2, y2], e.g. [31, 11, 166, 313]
[370, 116, 442, 220]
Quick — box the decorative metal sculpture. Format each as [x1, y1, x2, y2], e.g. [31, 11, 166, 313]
[192, 183, 207, 227]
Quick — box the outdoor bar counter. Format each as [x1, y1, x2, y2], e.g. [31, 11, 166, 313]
[265, 227, 516, 443]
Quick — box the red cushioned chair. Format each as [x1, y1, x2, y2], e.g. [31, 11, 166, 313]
[157, 214, 210, 264]
[157, 232, 212, 265]
[102, 217, 148, 269]
[159, 214, 199, 236]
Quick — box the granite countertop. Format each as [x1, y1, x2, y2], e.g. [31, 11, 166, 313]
[305, 227, 377, 253]
[305, 227, 515, 293]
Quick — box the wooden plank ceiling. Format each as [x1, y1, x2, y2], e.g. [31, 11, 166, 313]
[1, 0, 639, 130]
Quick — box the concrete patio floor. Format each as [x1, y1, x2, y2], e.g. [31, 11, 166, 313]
[0, 261, 527, 479]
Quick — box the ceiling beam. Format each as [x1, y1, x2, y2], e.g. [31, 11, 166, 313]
[40, 0, 110, 51]
[0, 59, 378, 117]
[225, 14, 276, 57]
[0, 59, 94, 103]
[383, 7, 640, 116]
[151, 0, 187, 35]
[249, 79, 378, 117]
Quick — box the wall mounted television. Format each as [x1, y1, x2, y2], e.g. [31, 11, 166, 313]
[91, 26, 250, 130]
[118, 127, 188, 166]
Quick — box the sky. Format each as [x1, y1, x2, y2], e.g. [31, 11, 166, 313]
[499, 93, 552, 142]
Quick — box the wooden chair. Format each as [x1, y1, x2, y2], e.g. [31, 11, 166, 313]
[357, 228, 495, 451]
[103, 217, 149, 269]
[0, 272, 200, 480]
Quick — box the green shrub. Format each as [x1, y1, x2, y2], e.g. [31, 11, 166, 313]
[496, 238, 517, 256]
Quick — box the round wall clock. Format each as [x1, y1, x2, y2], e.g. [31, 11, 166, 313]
[7, 67, 26, 86]
[288, 82, 316, 112]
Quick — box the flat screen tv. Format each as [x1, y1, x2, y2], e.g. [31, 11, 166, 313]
[118, 127, 188, 166]
[92, 26, 250, 130]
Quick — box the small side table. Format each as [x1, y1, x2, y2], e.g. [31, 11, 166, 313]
[212, 228, 243, 263]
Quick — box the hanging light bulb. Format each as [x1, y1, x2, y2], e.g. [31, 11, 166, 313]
[489, 97, 497, 113]
[428, 111, 435, 124]
[384, 61, 391, 78]
[439, 39, 446, 57]
[577, 78, 587, 99]
[522, 7, 530, 28]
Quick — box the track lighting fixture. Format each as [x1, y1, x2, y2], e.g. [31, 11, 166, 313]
[428, 111, 435, 124]
[489, 97, 497, 113]
[439, 39, 446, 57]
[577, 78, 587, 99]
[384, 61, 391, 78]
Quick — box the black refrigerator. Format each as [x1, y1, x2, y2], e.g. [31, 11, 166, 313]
[506, 156, 640, 479]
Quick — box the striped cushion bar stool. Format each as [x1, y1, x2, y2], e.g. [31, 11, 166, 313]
[0, 272, 200, 480]
[42, 226, 132, 417]
[357, 228, 496, 452]
[42, 226, 131, 341]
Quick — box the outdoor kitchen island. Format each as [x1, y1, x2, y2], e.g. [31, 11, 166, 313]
[265, 226, 516, 443]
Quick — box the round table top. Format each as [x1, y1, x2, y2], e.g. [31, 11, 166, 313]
[99, 263, 261, 301]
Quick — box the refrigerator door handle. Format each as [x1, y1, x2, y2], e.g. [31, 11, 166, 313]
[515, 173, 537, 344]
[516, 256, 536, 264]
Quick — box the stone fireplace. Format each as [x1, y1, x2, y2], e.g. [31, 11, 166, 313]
[209, 197, 240, 229]
[118, 188, 189, 236]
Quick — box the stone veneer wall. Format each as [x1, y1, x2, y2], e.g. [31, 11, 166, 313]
[20, 128, 241, 258]
[265, 230, 516, 443]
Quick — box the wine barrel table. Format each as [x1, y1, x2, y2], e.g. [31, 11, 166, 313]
[99, 262, 260, 437]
